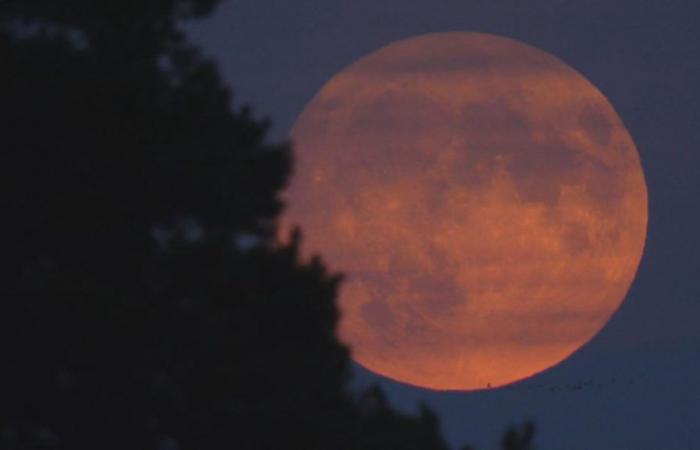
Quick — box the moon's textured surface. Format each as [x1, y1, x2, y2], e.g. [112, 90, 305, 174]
[282, 32, 647, 391]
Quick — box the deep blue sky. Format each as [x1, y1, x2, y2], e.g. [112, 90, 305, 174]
[189, 1, 700, 449]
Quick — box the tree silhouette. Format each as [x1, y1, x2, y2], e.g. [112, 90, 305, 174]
[501, 422, 536, 450]
[0, 2, 454, 449]
[0, 2, 534, 450]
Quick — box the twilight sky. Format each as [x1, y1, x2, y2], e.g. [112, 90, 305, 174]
[188, 1, 700, 449]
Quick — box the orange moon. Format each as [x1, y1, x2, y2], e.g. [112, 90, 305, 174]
[281, 32, 647, 391]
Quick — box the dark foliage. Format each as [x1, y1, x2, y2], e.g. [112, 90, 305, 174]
[0, 1, 454, 449]
[502, 422, 536, 450]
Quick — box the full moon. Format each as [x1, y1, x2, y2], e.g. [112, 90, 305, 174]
[281, 32, 647, 391]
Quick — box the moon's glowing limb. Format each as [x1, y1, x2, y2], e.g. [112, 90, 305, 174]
[282, 32, 647, 391]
